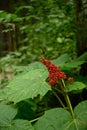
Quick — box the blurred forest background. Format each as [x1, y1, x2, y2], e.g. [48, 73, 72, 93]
[0, 0, 87, 75]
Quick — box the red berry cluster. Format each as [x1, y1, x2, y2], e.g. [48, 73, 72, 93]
[40, 58, 66, 85]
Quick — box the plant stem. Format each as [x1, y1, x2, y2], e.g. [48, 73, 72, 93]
[30, 117, 40, 123]
[65, 94, 75, 118]
[61, 79, 75, 119]
[53, 87, 64, 95]
[52, 90, 66, 109]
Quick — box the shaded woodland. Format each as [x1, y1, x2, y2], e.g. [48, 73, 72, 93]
[0, 1, 87, 130]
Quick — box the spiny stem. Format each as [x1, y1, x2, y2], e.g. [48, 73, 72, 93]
[61, 79, 75, 119]
[52, 90, 66, 109]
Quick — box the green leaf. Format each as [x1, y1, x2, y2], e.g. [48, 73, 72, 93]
[0, 90, 7, 101]
[64, 82, 86, 93]
[5, 119, 34, 130]
[0, 104, 34, 130]
[74, 100, 87, 130]
[35, 100, 87, 130]
[13, 62, 46, 73]
[0, 104, 17, 127]
[65, 61, 85, 68]
[57, 37, 64, 43]
[64, 52, 87, 69]
[4, 68, 51, 103]
[34, 108, 75, 130]
[28, 62, 46, 70]
[76, 52, 87, 61]
[52, 53, 70, 67]
[17, 61, 46, 73]
[51, 52, 87, 69]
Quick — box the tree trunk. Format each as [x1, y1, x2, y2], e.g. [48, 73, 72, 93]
[75, 0, 87, 75]
[0, 1, 17, 55]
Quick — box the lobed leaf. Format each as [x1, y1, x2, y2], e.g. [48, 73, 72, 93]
[65, 61, 85, 68]
[0, 104, 34, 130]
[0, 104, 17, 127]
[35, 100, 87, 130]
[34, 108, 75, 130]
[74, 100, 87, 130]
[52, 53, 70, 67]
[52, 52, 87, 69]
[4, 68, 51, 103]
[64, 82, 86, 93]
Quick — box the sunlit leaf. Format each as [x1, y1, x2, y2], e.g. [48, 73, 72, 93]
[4, 68, 51, 103]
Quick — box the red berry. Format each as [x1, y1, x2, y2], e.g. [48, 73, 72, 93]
[68, 77, 74, 83]
[40, 58, 66, 85]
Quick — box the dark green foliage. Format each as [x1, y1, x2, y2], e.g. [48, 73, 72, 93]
[16, 99, 36, 120]
[0, 0, 76, 61]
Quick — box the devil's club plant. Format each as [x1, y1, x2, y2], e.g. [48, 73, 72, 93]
[0, 54, 87, 130]
[34, 58, 87, 130]
[40, 58, 76, 118]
